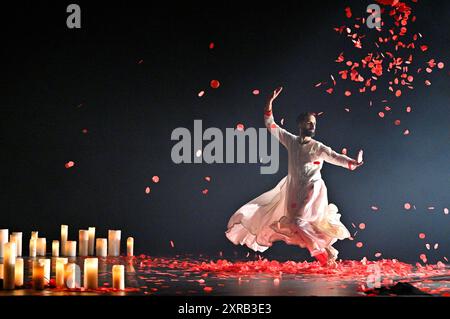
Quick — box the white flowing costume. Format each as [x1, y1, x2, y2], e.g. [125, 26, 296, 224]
[226, 110, 355, 259]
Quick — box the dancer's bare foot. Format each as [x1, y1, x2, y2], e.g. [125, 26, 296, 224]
[324, 247, 338, 268]
[326, 258, 338, 268]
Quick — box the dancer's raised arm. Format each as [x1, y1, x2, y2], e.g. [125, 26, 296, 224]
[264, 87, 296, 148]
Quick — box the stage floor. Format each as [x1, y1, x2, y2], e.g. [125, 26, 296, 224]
[1, 255, 450, 296]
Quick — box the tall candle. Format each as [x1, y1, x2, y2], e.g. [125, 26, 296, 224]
[29, 238, 37, 257]
[127, 237, 134, 257]
[79, 230, 89, 257]
[39, 259, 51, 285]
[32, 260, 46, 290]
[84, 258, 98, 290]
[15, 258, 24, 287]
[108, 230, 121, 257]
[96, 238, 107, 257]
[3, 242, 16, 289]
[11, 232, 23, 256]
[88, 227, 95, 256]
[52, 240, 60, 257]
[61, 225, 68, 256]
[112, 265, 125, 290]
[36, 238, 46, 256]
[66, 241, 77, 257]
[56, 257, 68, 288]
[65, 263, 78, 289]
[0, 229, 8, 258]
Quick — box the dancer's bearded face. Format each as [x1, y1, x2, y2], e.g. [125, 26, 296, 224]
[299, 115, 316, 137]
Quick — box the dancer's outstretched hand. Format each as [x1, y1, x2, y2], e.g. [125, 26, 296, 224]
[349, 159, 364, 170]
[357, 149, 364, 164]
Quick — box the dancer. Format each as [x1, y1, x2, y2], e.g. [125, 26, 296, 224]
[226, 87, 364, 267]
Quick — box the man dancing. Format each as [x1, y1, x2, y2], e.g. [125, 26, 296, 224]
[226, 87, 364, 267]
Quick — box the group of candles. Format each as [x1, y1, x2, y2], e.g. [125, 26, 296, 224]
[0, 226, 135, 291]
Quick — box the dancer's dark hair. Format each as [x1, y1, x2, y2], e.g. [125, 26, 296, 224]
[296, 112, 316, 125]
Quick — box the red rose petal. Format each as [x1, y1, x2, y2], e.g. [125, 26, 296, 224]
[210, 80, 220, 89]
[65, 161, 75, 169]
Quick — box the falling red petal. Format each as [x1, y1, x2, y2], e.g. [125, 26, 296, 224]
[210, 80, 220, 89]
[152, 176, 160, 183]
[65, 161, 75, 169]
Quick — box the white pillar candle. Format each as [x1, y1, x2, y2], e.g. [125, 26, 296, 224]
[112, 265, 125, 290]
[38, 259, 51, 285]
[36, 238, 46, 257]
[11, 232, 23, 256]
[0, 229, 8, 258]
[79, 230, 89, 257]
[29, 238, 37, 257]
[15, 258, 24, 287]
[61, 225, 68, 256]
[66, 241, 77, 257]
[32, 260, 46, 290]
[56, 257, 68, 288]
[3, 242, 16, 290]
[65, 263, 78, 289]
[127, 237, 134, 257]
[52, 240, 60, 257]
[83, 258, 98, 290]
[88, 227, 95, 256]
[108, 230, 121, 257]
[96, 238, 107, 257]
